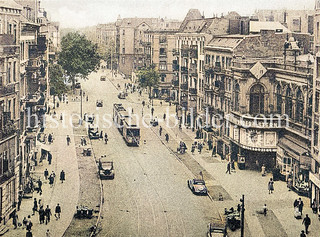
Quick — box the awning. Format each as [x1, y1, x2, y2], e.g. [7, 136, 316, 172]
[278, 136, 311, 166]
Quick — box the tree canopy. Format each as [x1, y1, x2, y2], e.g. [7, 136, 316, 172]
[137, 65, 159, 95]
[58, 32, 102, 87]
[49, 63, 67, 96]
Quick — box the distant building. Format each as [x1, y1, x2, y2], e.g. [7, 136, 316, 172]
[255, 9, 314, 34]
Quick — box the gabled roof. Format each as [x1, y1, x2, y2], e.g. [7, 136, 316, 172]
[206, 36, 245, 51]
[0, 0, 22, 10]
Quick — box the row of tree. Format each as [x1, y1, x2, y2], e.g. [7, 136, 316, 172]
[50, 32, 160, 100]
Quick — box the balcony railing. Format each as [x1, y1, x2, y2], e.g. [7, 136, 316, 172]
[180, 83, 188, 91]
[172, 80, 179, 87]
[181, 66, 188, 73]
[0, 84, 16, 96]
[189, 88, 197, 95]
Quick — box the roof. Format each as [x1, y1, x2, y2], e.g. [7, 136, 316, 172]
[182, 18, 212, 33]
[250, 21, 290, 33]
[0, 0, 22, 10]
[206, 36, 245, 51]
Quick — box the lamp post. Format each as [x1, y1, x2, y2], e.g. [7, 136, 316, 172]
[79, 89, 83, 125]
[240, 194, 245, 237]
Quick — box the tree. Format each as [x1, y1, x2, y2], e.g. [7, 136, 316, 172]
[49, 64, 67, 106]
[58, 32, 102, 90]
[137, 65, 159, 98]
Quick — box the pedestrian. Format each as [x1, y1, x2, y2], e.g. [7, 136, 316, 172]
[39, 206, 45, 224]
[55, 204, 61, 220]
[46, 229, 51, 237]
[18, 193, 22, 211]
[22, 216, 28, 228]
[12, 211, 18, 229]
[26, 216, 32, 231]
[302, 214, 311, 234]
[66, 135, 71, 146]
[48, 153, 52, 165]
[104, 133, 108, 144]
[80, 137, 84, 146]
[263, 204, 267, 216]
[60, 113, 63, 120]
[45, 205, 52, 224]
[163, 113, 166, 120]
[132, 108, 134, 113]
[60, 170, 65, 183]
[100, 131, 103, 139]
[44, 168, 49, 180]
[26, 230, 32, 237]
[165, 133, 169, 143]
[37, 179, 42, 195]
[298, 198, 304, 215]
[86, 95, 88, 101]
[231, 160, 235, 170]
[49, 174, 54, 188]
[311, 199, 317, 213]
[48, 134, 52, 144]
[159, 126, 162, 136]
[300, 230, 306, 237]
[268, 178, 274, 194]
[226, 162, 231, 174]
[191, 144, 195, 154]
[198, 143, 203, 154]
[211, 146, 216, 157]
[151, 107, 154, 116]
[32, 198, 38, 215]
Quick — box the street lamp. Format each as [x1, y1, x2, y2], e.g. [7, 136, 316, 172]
[79, 89, 83, 125]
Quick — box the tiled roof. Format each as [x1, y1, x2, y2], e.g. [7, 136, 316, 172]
[0, 0, 22, 10]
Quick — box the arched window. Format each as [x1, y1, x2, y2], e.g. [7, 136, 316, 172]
[276, 85, 282, 114]
[285, 87, 293, 119]
[295, 89, 303, 123]
[249, 84, 265, 115]
[234, 83, 240, 111]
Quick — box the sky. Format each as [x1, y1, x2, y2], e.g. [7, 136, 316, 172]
[41, 0, 315, 28]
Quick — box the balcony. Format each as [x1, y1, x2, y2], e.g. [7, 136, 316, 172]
[229, 111, 289, 129]
[0, 84, 16, 96]
[204, 84, 213, 92]
[173, 64, 179, 71]
[159, 53, 167, 58]
[26, 59, 39, 71]
[172, 80, 179, 87]
[180, 83, 188, 91]
[0, 112, 17, 140]
[189, 64, 197, 77]
[181, 66, 188, 74]
[189, 88, 197, 95]
[37, 36, 47, 52]
[181, 101, 188, 108]
[29, 45, 39, 59]
[214, 62, 221, 72]
[172, 49, 179, 56]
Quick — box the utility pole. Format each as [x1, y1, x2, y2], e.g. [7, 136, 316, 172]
[240, 194, 245, 237]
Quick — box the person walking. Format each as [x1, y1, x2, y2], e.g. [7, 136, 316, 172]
[26, 216, 33, 231]
[47, 153, 52, 165]
[39, 206, 45, 224]
[163, 113, 166, 121]
[165, 133, 169, 143]
[18, 193, 22, 211]
[44, 168, 49, 180]
[302, 214, 311, 234]
[66, 135, 71, 146]
[55, 204, 61, 220]
[22, 216, 28, 228]
[49, 174, 54, 188]
[60, 170, 65, 183]
[298, 197, 304, 215]
[159, 126, 162, 136]
[46, 229, 51, 237]
[12, 211, 18, 229]
[45, 205, 52, 224]
[268, 178, 274, 194]
[226, 162, 231, 174]
[32, 198, 38, 215]
[151, 107, 154, 116]
[104, 133, 108, 144]
[37, 179, 42, 194]
[191, 144, 195, 155]
[263, 204, 267, 216]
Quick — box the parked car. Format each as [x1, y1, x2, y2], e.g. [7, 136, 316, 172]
[84, 113, 94, 124]
[75, 82, 81, 89]
[88, 124, 99, 139]
[118, 92, 126, 99]
[98, 158, 114, 179]
[100, 76, 106, 81]
[188, 179, 208, 195]
[96, 100, 103, 107]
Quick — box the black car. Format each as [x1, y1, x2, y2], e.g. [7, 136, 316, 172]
[96, 100, 103, 107]
[75, 82, 81, 89]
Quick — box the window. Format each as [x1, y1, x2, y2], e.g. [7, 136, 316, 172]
[159, 61, 167, 70]
[7, 62, 11, 83]
[276, 85, 282, 114]
[285, 87, 293, 119]
[122, 30, 125, 35]
[122, 57, 125, 64]
[316, 92, 320, 113]
[249, 84, 265, 115]
[159, 48, 166, 56]
[122, 48, 125, 54]
[295, 89, 303, 123]
[13, 62, 16, 82]
[314, 125, 319, 147]
[234, 83, 240, 111]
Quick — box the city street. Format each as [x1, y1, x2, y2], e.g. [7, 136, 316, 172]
[80, 69, 220, 236]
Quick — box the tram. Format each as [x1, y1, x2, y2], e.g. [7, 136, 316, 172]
[113, 103, 140, 146]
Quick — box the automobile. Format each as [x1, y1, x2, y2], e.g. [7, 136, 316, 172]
[96, 100, 103, 107]
[88, 124, 100, 139]
[207, 221, 227, 237]
[188, 179, 208, 195]
[118, 92, 126, 99]
[100, 76, 106, 81]
[84, 113, 95, 124]
[75, 82, 81, 89]
[98, 159, 114, 179]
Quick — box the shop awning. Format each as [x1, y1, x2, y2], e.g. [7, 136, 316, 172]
[278, 136, 311, 167]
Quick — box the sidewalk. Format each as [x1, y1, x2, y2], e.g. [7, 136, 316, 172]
[6, 101, 80, 237]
